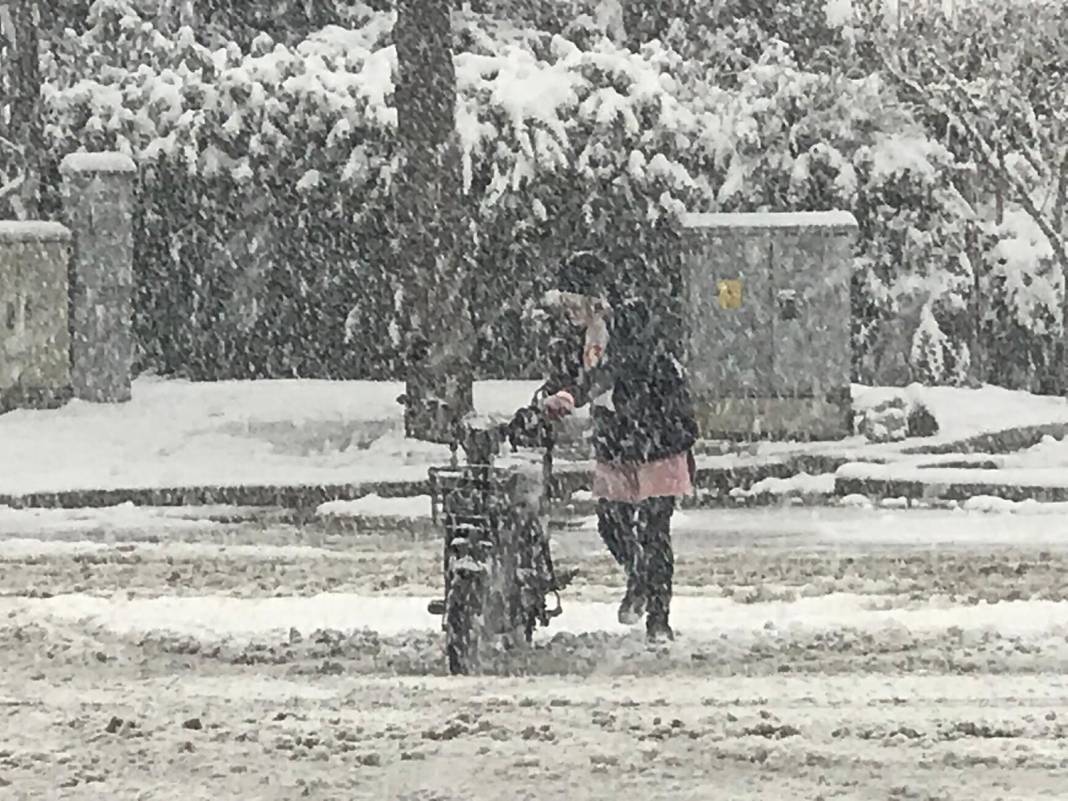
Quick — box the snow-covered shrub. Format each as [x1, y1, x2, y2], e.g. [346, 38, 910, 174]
[38, 3, 992, 385]
[40, 6, 714, 377]
[41, 4, 404, 377]
[910, 299, 970, 386]
[978, 210, 1063, 392]
[856, 395, 908, 442]
[849, 129, 974, 385]
[669, 48, 974, 385]
[855, 390, 938, 442]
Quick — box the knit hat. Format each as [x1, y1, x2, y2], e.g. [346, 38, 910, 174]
[555, 250, 611, 298]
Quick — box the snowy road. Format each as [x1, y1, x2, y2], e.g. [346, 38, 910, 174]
[2, 507, 1068, 799]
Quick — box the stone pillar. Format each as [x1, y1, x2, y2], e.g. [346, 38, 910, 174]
[60, 152, 137, 403]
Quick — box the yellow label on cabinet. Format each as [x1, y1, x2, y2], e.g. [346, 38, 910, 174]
[717, 279, 743, 309]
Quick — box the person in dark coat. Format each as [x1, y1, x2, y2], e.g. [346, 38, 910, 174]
[536, 250, 698, 642]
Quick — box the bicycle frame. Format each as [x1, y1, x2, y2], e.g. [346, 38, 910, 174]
[427, 399, 566, 674]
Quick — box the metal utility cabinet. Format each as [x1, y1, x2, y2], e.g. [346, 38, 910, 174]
[679, 210, 857, 441]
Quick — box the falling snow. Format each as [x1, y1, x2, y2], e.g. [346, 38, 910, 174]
[3, 1, 1068, 798]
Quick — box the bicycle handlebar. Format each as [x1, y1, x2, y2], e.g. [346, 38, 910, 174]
[451, 389, 555, 464]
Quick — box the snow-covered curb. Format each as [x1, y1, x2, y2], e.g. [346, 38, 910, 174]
[835, 459, 1068, 503]
[961, 496, 1068, 514]
[729, 472, 836, 501]
[836, 462, 1068, 488]
[5, 376, 1068, 508]
[832, 490, 1068, 515]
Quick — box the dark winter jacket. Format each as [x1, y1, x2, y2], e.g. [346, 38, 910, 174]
[541, 296, 699, 466]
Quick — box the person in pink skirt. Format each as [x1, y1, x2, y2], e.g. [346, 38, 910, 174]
[537, 250, 698, 643]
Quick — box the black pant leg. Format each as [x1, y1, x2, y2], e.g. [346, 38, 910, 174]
[597, 499, 637, 575]
[638, 496, 675, 625]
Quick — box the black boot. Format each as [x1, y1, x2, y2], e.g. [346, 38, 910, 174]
[638, 496, 676, 643]
[598, 500, 645, 625]
[645, 615, 674, 643]
[618, 559, 646, 626]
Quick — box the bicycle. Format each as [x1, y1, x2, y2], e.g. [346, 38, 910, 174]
[426, 398, 575, 675]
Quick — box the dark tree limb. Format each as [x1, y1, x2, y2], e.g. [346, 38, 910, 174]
[393, 1, 474, 441]
[6, 0, 42, 219]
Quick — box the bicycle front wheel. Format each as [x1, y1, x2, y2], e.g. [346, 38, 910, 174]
[444, 552, 486, 675]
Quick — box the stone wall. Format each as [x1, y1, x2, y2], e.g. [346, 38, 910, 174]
[0, 221, 73, 412]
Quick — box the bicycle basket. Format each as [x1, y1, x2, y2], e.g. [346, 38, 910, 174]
[428, 465, 518, 538]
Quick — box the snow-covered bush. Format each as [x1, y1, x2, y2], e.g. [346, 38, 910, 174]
[37, 2, 1005, 385]
[850, 129, 974, 386]
[856, 396, 908, 443]
[668, 48, 975, 385]
[978, 210, 1063, 392]
[40, 4, 405, 377]
[41, 4, 716, 377]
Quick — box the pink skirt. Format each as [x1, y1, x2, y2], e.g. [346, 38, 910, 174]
[592, 451, 694, 504]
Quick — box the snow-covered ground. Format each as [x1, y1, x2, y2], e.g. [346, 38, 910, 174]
[850, 382, 1068, 443]
[0, 376, 542, 496]
[8, 587, 1068, 646]
[835, 430, 1068, 493]
[316, 493, 433, 520]
[1002, 433, 1068, 468]
[0, 500, 235, 536]
[2, 508, 1068, 799]
[7, 501, 1068, 542]
[4, 375, 1068, 499]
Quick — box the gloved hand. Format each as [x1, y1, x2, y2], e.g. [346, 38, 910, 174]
[506, 405, 546, 448]
[542, 390, 575, 420]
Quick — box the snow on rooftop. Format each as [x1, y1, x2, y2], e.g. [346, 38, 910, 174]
[0, 221, 72, 243]
[59, 151, 137, 174]
[681, 210, 858, 230]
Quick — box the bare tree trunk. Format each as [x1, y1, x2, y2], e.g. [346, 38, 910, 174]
[393, 0, 474, 442]
[1052, 146, 1068, 393]
[994, 144, 1005, 226]
[966, 218, 984, 384]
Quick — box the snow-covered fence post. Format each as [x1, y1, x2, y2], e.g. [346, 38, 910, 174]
[0, 221, 72, 412]
[59, 152, 137, 404]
